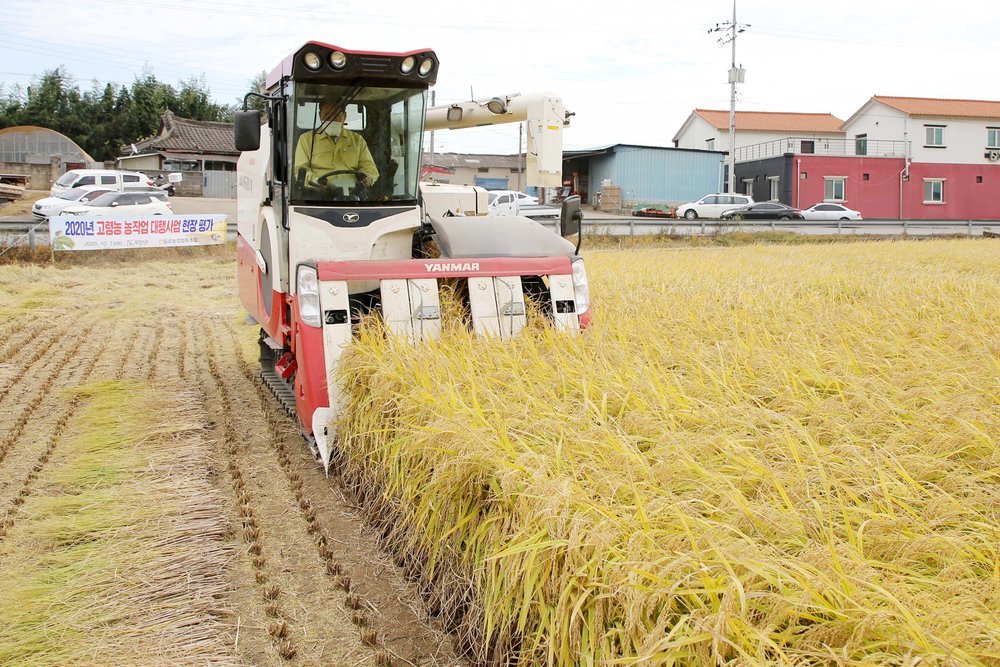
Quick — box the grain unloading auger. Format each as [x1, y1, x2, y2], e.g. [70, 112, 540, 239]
[233, 41, 590, 472]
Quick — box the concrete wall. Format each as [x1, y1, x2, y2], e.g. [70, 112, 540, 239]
[432, 166, 519, 187]
[0, 159, 60, 190]
[793, 155, 907, 219]
[118, 155, 161, 171]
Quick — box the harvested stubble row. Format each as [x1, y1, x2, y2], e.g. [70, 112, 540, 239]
[336, 240, 999, 666]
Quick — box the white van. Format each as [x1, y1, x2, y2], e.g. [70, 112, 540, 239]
[50, 169, 153, 197]
[676, 193, 754, 220]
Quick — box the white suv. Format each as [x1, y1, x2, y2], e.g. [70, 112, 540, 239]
[50, 169, 153, 197]
[676, 193, 754, 220]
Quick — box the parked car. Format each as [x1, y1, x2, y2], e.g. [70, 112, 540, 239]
[800, 202, 863, 221]
[487, 190, 558, 218]
[50, 169, 153, 197]
[124, 185, 174, 196]
[31, 187, 115, 219]
[488, 189, 538, 206]
[61, 191, 173, 217]
[676, 193, 754, 220]
[720, 202, 805, 221]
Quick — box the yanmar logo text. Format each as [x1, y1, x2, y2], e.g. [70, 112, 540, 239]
[423, 262, 481, 272]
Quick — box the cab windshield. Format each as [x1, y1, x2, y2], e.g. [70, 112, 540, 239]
[290, 83, 427, 204]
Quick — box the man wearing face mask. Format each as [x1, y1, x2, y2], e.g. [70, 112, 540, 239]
[294, 99, 379, 191]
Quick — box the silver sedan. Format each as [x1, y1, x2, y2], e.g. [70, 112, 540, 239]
[801, 203, 863, 221]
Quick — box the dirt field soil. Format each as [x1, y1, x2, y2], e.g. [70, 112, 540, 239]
[0, 251, 467, 667]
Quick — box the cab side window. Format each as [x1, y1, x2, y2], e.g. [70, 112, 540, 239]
[77, 176, 96, 186]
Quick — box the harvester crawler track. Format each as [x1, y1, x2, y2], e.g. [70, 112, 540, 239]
[259, 331, 319, 460]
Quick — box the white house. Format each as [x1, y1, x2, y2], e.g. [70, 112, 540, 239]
[841, 96, 1000, 165]
[672, 109, 845, 153]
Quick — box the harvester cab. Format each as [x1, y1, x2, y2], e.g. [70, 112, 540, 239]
[234, 41, 590, 471]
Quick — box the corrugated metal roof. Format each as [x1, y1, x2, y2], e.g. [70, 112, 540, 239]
[694, 109, 845, 133]
[565, 143, 724, 158]
[422, 152, 520, 169]
[872, 96, 1000, 119]
[130, 110, 238, 156]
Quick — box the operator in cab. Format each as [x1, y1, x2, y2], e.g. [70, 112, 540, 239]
[294, 98, 379, 194]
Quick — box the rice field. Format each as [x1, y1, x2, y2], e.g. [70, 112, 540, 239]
[335, 240, 1000, 665]
[0, 238, 996, 666]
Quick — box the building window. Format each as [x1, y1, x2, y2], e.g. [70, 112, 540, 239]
[801, 140, 815, 154]
[863, 173, 870, 181]
[706, 138, 715, 150]
[988, 128, 1000, 148]
[976, 175, 983, 183]
[923, 178, 945, 203]
[742, 178, 754, 195]
[855, 134, 868, 156]
[925, 125, 945, 147]
[204, 161, 235, 172]
[824, 177, 846, 201]
[164, 160, 199, 171]
[477, 167, 489, 173]
[768, 176, 780, 201]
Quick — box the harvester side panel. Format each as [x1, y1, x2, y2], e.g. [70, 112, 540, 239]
[237, 234, 290, 347]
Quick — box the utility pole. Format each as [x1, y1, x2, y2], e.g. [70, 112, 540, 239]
[518, 122, 524, 192]
[709, 1, 748, 194]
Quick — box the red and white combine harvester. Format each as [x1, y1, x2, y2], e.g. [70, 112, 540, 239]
[234, 41, 590, 471]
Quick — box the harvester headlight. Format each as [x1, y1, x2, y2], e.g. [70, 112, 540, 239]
[329, 51, 347, 69]
[486, 97, 507, 114]
[400, 56, 416, 74]
[303, 51, 322, 71]
[297, 264, 322, 327]
[418, 57, 434, 77]
[571, 258, 590, 315]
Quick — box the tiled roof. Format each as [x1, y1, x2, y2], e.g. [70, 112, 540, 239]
[131, 110, 237, 155]
[872, 96, 1000, 119]
[694, 109, 845, 133]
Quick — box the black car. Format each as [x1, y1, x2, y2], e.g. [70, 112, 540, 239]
[720, 202, 804, 221]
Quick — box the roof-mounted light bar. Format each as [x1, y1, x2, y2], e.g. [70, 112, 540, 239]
[290, 43, 439, 85]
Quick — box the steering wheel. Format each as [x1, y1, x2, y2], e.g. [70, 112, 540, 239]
[309, 169, 369, 199]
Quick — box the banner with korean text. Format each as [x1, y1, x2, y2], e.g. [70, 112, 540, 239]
[49, 215, 227, 251]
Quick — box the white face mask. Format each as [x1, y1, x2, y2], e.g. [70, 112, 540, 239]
[322, 121, 343, 137]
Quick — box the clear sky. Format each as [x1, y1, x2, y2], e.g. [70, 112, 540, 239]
[2, 0, 997, 154]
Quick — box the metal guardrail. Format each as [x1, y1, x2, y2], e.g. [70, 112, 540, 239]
[2, 218, 999, 252]
[540, 218, 1000, 237]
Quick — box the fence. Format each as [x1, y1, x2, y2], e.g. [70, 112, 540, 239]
[735, 137, 909, 163]
[3, 218, 998, 254]
[543, 218, 999, 237]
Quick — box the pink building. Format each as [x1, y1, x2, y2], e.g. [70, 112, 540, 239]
[677, 97, 1000, 220]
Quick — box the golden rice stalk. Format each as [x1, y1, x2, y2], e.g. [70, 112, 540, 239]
[336, 241, 1000, 665]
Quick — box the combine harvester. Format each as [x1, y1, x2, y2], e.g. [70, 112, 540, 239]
[234, 41, 590, 471]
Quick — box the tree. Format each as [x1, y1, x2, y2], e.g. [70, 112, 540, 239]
[0, 65, 238, 161]
[238, 71, 269, 117]
[176, 75, 231, 122]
